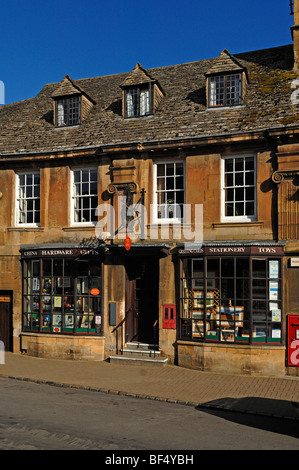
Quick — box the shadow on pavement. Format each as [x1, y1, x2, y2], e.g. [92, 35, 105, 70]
[196, 397, 299, 440]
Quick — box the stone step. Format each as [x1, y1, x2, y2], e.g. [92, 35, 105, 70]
[109, 354, 168, 367]
[121, 348, 161, 357]
[109, 342, 168, 366]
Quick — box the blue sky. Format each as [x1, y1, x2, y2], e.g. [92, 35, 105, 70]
[0, 0, 294, 104]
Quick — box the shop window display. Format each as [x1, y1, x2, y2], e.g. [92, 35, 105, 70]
[180, 256, 282, 344]
[23, 258, 102, 335]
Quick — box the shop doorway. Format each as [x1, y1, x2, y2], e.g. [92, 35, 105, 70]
[125, 257, 159, 345]
[0, 292, 13, 351]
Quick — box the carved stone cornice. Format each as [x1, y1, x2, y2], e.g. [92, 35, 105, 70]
[272, 169, 299, 183]
[107, 181, 138, 194]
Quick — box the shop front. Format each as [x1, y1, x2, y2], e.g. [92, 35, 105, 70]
[20, 246, 105, 360]
[176, 243, 286, 376]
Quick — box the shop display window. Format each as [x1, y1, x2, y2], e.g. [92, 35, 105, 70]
[180, 256, 282, 344]
[23, 258, 102, 335]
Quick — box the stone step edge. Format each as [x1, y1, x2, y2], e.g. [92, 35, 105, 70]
[121, 349, 161, 356]
[109, 355, 168, 364]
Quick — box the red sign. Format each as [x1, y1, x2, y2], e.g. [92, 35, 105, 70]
[125, 235, 131, 251]
[90, 288, 100, 296]
[288, 315, 299, 366]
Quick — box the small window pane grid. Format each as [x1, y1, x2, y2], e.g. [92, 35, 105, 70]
[57, 96, 81, 126]
[125, 86, 151, 117]
[180, 257, 282, 345]
[209, 74, 241, 107]
[73, 169, 98, 224]
[156, 162, 185, 220]
[17, 173, 40, 225]
[223, 156, 256, 219]
[22, 258, 103, 335]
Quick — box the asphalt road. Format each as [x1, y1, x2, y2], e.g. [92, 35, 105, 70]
[0, 378, 298, 452]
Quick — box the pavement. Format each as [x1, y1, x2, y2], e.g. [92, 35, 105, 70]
[0, 352, 299, 422]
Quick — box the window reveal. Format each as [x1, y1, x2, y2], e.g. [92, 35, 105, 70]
[180, 256, 282, 344]
[23, 258, 102, 335]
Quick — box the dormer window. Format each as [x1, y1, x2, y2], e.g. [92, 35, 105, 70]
[120, 63, 164, 119]
[52, 75, 95, 128]
[125, 85, 152, 118]
[209, 73, 242, 107]
[57, 96, 81, 126]
[205, 49, 248, 109]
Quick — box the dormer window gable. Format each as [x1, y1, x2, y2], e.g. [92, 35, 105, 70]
[120, 63, 164, 118]
[205, 49, 248, 108]
[51, 75, 96, 127]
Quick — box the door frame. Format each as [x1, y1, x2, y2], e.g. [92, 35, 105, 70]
[124, 256, 159, 345]
[0, 291, 13, 352]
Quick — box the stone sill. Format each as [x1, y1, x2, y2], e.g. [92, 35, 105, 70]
[62, 226, 95, 231]
[212, 221, 264, 228]
[7, 227, 44, 232]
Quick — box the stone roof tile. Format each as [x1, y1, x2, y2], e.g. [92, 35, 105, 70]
[0, 44, 297, 155]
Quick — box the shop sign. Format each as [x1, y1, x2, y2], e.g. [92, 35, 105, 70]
[290, 258, 299, 267]
[287, 315, 299, 366]
[21, 248, 100, 258]
[90, 288, 100, 296]
[178, 245, 283, 256]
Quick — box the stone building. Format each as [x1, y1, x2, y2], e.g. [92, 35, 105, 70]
[1, 2, 299, 376]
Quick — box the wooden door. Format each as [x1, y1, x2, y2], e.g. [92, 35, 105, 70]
[0, 294, 12, 351]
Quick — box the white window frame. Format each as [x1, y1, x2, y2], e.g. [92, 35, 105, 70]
[153, 160, 185, 224]
[71, 168, 98, 226]
[221, 154, 257, 222]
[16, 172, 40, 227]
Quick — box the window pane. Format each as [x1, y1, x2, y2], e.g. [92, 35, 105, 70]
[157, 164, 164, 177]
[225, 159, 233, 172]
